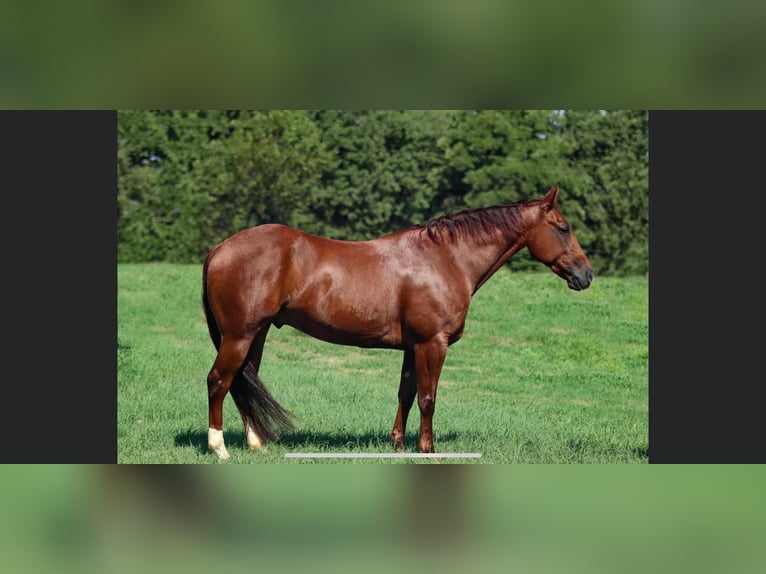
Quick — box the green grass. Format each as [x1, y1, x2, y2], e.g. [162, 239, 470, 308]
[118, 263, 648, 463]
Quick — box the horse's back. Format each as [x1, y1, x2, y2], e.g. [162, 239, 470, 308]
[205, 223, 374, 307]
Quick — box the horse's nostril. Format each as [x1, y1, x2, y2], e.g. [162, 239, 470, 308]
[587, 269, 593, 283]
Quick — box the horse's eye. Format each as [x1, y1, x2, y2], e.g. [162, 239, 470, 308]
[558, 224, 569, 233]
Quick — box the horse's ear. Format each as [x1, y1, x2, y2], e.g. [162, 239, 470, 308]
[542, 184, 560, 211]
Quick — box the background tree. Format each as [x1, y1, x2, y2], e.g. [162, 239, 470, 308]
[117, 109, 648, 276]
[305, 110, 448, 239]
[118, 110, 332, 261]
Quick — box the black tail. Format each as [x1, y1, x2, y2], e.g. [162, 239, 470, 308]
[202, 247, 222, 351]
[229, 362, 295, 441]
[202, 244, 295, 442]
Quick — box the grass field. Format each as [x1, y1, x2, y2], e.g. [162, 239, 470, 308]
[117, 263, 648, 463]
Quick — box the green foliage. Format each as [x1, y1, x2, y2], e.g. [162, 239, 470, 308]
[118, 110, 333, 262]
[117, 110, 648, 276]
[561, 110, 649, 275]
[302, 110, 449, 239]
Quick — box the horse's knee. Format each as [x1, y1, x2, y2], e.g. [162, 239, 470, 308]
[418, 393, 435, 417]
[207, 369, 219, 389]
[399, 387, 416, 408]
[207, 370, 229, 399]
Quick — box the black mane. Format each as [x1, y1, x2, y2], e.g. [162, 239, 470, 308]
[418, 198, 541, 245]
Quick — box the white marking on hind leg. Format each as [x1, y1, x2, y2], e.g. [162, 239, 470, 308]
[246, 424, 264, 451]
[208, 427, 230, 460]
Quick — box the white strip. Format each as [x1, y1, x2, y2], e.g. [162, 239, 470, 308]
[285, 452, 481, 459]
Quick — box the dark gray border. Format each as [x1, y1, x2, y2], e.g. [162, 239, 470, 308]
[649, 110, 764, 463]
[0, 110, 117, 463]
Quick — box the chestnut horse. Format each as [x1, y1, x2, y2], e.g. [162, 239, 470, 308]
[202, 184, 592, 459]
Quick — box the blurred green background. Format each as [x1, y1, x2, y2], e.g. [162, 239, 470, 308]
[2, 465, 765, 574]
[2, 1, 765, 108]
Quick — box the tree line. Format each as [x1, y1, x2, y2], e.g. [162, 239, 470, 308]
[118, 110, 648, 275]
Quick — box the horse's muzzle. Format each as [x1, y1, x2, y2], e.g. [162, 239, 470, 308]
[568, 267, 593, 291]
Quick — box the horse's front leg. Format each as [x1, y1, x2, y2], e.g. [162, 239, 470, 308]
[413, 335, 448, 453]
[391, 349, 416, 451]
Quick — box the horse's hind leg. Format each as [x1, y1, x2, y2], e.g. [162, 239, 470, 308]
[207, 336, 254, 460]
[229, 323, 271, 451]
[391, 349, 416, 451]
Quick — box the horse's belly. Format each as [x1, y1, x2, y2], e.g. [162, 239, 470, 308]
[275, 306, 402, 349]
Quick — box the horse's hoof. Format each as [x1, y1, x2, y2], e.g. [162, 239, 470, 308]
[246, 428, 265, 451]
[211, 447, 230, 460]
[391, 435, 405, 452]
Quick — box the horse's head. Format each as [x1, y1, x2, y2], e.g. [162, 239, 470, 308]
[525, 185, 593, 291]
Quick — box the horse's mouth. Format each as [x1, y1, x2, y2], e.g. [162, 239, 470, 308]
[568, 276, 585, 291]
[567, 269, 593, 291]
[554, 263, 592, 291]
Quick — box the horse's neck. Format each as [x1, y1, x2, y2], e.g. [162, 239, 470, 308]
[450, 221, 531, 295]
